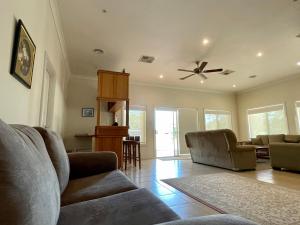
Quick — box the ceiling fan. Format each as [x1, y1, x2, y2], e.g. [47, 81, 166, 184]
[178, 61, 223, 80]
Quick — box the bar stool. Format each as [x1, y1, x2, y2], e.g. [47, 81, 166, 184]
[123, 136, 141, 170]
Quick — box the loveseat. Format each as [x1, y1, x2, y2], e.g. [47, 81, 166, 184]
[185, 129, 256, 171]
[0, 120, 258, 225]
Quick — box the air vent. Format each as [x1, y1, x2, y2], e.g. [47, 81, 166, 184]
[138, 55, 155, 63]
[220, 69, 235, 75]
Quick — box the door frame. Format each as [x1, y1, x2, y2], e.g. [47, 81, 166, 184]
[154, 106, 179, 158]
[39, 52, 56, 128]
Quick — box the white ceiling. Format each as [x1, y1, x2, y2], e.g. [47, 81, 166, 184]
[58, 0, 300, 92]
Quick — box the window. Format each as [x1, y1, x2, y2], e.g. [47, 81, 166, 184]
[124, 106, 146, 143]
[247, 104, 288, 138]
[296, 101, 300, 132]
[204, 110, 232, 130]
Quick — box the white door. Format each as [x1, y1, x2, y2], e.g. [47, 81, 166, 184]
[40, 70, 50, 128]
[155, 108, 178, 157]
[178, 108, 199, 155]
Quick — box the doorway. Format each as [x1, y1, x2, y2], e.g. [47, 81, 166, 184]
[155, 108, 178, 157]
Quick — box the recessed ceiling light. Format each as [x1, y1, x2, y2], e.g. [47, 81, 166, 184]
[200, 80, 204, 84]
[297, 61, 300, 66]
[249, 75, 257, 79]
[202, 38, 210, 45]
[232, 84, 237, 88]
[159, 74, 164, 79]
[256, 52, 263, 57]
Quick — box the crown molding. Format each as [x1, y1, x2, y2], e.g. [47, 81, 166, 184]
[237, 73, 300, 95]
[130, 81, 232, 95]
[70, 74, 233, 94]
[49, 0, 71, 79]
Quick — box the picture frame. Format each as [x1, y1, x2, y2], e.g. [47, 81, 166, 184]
[10, 19, 36, 89]
[82, 108, 94, 117]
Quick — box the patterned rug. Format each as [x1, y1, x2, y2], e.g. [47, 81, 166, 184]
[163, 173, 300, 225]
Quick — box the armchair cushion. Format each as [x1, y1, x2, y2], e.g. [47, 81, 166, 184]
[61, 170, 137, 206]
[68, 152, 117, 179]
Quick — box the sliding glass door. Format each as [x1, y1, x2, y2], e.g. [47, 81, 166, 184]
[155, 108, 178, 157]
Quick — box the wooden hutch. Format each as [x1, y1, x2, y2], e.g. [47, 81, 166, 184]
[95, 70, 129, 168]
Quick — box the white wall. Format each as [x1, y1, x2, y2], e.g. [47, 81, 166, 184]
[130, 83, 238, 159]
[0, 0, 70, 134]
[237, 75, 300, 140]
[65, 77, 238, 158]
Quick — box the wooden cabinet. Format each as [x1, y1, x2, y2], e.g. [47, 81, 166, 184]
[98, 70, 129, 101]
[95, 70, 130, 169]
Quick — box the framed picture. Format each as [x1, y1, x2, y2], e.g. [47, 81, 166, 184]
[82, 108, 94, 117]
[10, 20, 36, 88]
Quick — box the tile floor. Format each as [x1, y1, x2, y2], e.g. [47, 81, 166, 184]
[123, 158, 300, 219]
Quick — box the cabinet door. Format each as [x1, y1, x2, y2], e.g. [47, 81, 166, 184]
[99, 73, 114, 99]
[114, 75, 129, 99]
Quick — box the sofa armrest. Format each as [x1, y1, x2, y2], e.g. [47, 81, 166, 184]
[68, 151, 118, 180]
[155, 215, 258, 225]
[234, 145, 256, 152]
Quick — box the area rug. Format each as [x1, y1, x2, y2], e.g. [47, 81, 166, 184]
[163, 173, 300, 225]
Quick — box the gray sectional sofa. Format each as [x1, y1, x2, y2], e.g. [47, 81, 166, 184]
[247, 134, 300, 171]
[0, 120, 257, 225]
[185, 129, 256, 171]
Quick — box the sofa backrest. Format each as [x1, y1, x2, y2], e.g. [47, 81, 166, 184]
[256, 134, 285, 145]
[0, 120, 60, 225]
[34, 127, 70, 194]
[284, 135, 300, 143]
[186, 129, 237, 150]
[256, 135, 269, 145]
[185, 129, 238, 163]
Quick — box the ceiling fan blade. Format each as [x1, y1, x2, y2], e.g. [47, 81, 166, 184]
[203, 69, 223, 73]
[198, 73, 208, 80]
[198, 61, 208, 72]
[179, 74, 195, 80]
[178, 69, 194, 72]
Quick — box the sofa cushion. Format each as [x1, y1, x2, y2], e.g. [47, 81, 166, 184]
[0, 120, 60, 225]
[58, 188, 179, 225]
[61, 170, 137, 206]
[35, 127, 70, 194]
[156, 215, 258, 225]
[268, 134, 285, 143]
[284, 135, 300, 143]
[251, 137, 263, 145]
[256, 135, 269, 145]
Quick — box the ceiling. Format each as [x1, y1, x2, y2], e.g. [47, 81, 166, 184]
[58, 0, 300, 92]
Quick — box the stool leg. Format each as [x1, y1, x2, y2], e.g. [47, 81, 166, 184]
[138, 143, 141, 169]
[128, 144, 132, 164]
[125, 144, 128, 170]
[133, 144, 137, 167]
